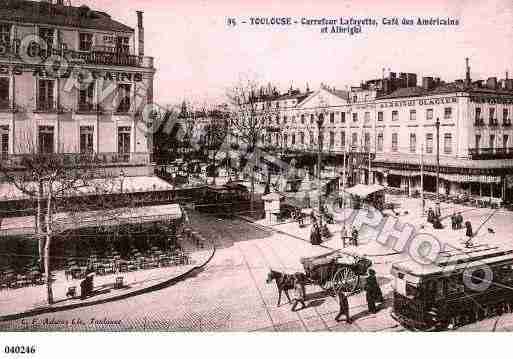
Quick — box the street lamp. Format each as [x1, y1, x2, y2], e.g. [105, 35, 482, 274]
[316, 97, 329, 227]
[435, 117, 441, 204]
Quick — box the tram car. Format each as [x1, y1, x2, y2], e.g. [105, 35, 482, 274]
[391, 246, 513, 331]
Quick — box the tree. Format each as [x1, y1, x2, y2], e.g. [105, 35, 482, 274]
[226, 75, 279, 215]
[200, 105, 229, 185]
[0, 131, 118, 304]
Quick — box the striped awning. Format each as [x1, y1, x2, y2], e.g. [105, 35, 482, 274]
[373, 168, 501, 183]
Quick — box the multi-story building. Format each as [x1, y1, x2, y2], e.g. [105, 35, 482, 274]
[252, 59, 513, 203]
[0, 0, 155, 178]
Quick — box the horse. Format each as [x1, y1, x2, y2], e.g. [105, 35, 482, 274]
[266, 269, 307, 307]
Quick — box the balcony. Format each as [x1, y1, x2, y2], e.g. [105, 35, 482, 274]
[72, 50, 140, 67]
[489, 119, 499, 127]
[0, 152, 152, 169]
[76, 103, 103, 114]
[468, 147, 513, 160]
[35, 102, 57, 113]
[474, 118, 485, 127]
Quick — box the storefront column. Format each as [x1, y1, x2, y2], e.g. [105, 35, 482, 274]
[408, 177, 412, 197]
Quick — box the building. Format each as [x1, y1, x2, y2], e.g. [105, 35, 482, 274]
[250, 59, 513, 203]
[0, 0, 155, 178]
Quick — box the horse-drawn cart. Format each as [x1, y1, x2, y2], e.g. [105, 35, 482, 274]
[300, 251, 372, 294]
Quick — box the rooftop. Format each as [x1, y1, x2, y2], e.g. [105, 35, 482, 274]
[0, 0, 133, 33]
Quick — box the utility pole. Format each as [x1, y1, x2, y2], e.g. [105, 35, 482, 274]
[420, 142, 425, 215]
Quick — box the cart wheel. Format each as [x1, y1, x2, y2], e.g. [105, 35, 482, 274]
[333, 267, 359, 293]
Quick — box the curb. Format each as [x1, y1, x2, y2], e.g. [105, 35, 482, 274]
[236, 215, 403, 259]
[0, 244, 216, 323]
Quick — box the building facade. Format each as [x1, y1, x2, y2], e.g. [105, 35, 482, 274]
[251, 60, 513, 203]
[0, 0, 155, 177]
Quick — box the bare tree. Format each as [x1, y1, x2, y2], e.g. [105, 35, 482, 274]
[199, 105, 229, 185]
[226, 75, 279, 215]
[0, 129, 118, 304]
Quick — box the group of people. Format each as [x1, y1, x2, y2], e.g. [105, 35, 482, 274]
[340, 226, 359, 248]
[290, 268, 384, 324]
[450, 212, 464, 230]
[427, 204, 443, 229]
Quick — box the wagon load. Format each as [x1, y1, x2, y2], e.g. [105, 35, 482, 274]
[300, 250, 373, 294]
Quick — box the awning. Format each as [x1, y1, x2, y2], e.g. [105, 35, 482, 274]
[373, 168, 501, 184]
[0, 176, 175, 201]
[342, 184, 385, 199]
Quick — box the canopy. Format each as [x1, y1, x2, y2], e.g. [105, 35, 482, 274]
[342, 184, 385, 199]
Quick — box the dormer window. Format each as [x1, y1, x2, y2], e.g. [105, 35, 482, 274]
[79, 33, 93, 51]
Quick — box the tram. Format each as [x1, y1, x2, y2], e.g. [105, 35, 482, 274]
[391, 246, 513, 331]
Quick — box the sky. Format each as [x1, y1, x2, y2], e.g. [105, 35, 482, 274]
[81, 0, 513, 106]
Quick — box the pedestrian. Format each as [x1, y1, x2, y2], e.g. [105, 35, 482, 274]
[457, 212, 463, 229]
[351, 227, 359, 247]
[365, 269, 384, 314]
[427, 208, 434, 223]
[465, 221, 473, 239]
[341, 226, 348, 248]
[335, 289, 352, 323]
[291, 273, 306, 312]
[451, 212, 456, 230]
[435, 203, 441, 218]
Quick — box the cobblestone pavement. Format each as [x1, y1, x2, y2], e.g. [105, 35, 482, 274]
[0, 211, 400, 332]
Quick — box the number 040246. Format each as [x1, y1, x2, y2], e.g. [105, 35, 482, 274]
[4, 345, 36, 354]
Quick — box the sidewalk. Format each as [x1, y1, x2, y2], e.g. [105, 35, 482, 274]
[0, 241, 215, 321]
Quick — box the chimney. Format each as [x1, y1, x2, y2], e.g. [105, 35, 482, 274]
[422, 76, 434, 90]
[465, 57, 471, 86]
[505, 79, 513, 91]
[136, 11, 144, 57]
[487, 77, 498, 90]
[406, 73, 417, 87]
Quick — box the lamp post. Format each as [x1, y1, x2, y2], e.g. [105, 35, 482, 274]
[120, 169, 125, 194]
[435, 117, 440, 204]
[316, 98, 328, 228]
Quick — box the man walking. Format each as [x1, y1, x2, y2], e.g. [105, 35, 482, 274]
[335, 290, 352, 323]
[365, 269, 384, 313]
[351, 227, 359, 247]
[291, 274, 306, 312]
[340, 226, 348, 248]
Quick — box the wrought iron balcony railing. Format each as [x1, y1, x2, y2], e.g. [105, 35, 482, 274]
[468, 147, 513, 160]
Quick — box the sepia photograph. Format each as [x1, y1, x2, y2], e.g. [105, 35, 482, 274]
[0, 1, 513, 350]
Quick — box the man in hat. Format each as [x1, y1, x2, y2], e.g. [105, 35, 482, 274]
[351, 227, 359, 247]
[335, 289, 352, 323]
[291, 273, 306, 312]
[365, 268, 384, 313]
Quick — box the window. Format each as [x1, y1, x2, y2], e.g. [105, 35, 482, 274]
[291, 133, 296, 145]
[38, 126, 54, 154]
[300, 132, 304, 145]
[283, 116, 287, 124]
[117, 84, 131, 113]
[0, 23, 11, 45]
[364, 112, 370, 122]
[0, 77, 9, 109]
[378, 111, 383, 122]
[475, 134, 481, 150]
[444, 107, 452, 119]
[329, 131, 334, 148]
[352, 113, 358, 122]
[392, 110, 399, 121]
[0, 125, 8, 159]
[444, 133, 452, 154]
[330, 112, 335, 124]
[309, 131, 314, 146]
[117, 126, 131, 161]
[352, 95, 357, 103]
[115, 36, 129, 53]
[409, 133, 416, 153]
[364, 132, 370, 151]
[504, 109, 509, 123]
[489, 108, 496, 121]
[39, 27, 54, 49]
[504, 134, 509, 148]
[391, 133, 398, 152]
[310, 114, 314, 124]
[410, 110, 416, 121]
[80, 126, 94, 154]
[276, 116, 279, 125]
[38, 79, 55, 111]
[341, 112, 346, 123]
[340, 131, 346, 149]
[377, 133, 383, 152]
[426, 108, 433, 121]
[475, 107, 481, 119]
[300, 114, 305, 124]
[276, 102, 280, 109]
[351, 133, 358, 150]
[426, 133, 433, 154]
[79, 33, 93, 52]
[78, 83, 94, 112]
[490, 134, 495, 149]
